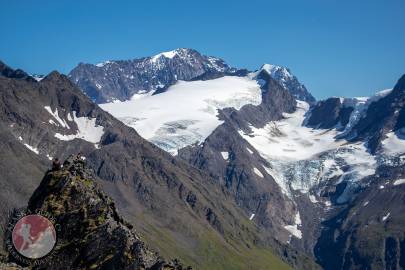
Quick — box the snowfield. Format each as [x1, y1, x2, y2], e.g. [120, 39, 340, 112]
[54, 112, 104, 148]
[240, 101, 344, 161]
[393, 179, 405, 186]
[240, 101, 377, 199]
[382, 129, 405, 156]
[24, 143, 39, 155]
[100, 76, 262, 154]
[284, 212, 302, 239]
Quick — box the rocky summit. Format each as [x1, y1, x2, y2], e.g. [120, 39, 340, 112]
[3, 156, 189, 270]
[68, 48, 315, 105]
[68, 48, 242, 103]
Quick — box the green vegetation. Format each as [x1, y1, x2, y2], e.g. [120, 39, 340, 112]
[139, 220, 291, 270]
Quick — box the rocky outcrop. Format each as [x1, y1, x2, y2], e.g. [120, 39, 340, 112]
[315, 163, 405, 270]
[3, 156, 188, 270]
[347, 75, 405, 153]
[0, 61, 35, 82]
[305, 97, 353, 129]
[254, 64, 316, 104]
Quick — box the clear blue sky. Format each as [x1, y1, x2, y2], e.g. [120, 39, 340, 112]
[1, 0, 404, 99]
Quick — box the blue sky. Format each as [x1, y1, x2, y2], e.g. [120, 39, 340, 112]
[1, 0, 404, 99]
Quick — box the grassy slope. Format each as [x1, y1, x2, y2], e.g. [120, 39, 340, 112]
[136, 217, 291, 270]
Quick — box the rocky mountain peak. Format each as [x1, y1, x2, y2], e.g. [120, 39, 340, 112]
[392, 74, 405, 95]
[150, 48, 197, 61]
[5, 155, 187, 270]
[68, 48, 237, 103]
[254, 63, 316, 104]
[41, 70, 69, 84]
[0, 61, 35, 82]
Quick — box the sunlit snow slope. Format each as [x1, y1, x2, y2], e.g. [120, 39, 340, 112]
[240, 101, 377, 202]
[100, 76, 262, 154]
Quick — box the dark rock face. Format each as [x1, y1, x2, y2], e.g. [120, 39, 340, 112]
[255, 65, 316, 104]
[224, 70, 297, 131]
[306, 97, 353, 129]
[5, 156, 188, 270]
[346, 75, 405, 153]
[68, 48, 240, 103]
[0, 61, 35, 82]
[314, 164, 405, 270]
[305, 75, 405, 154]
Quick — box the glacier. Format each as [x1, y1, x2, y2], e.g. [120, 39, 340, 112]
[100, 76, 262, 155]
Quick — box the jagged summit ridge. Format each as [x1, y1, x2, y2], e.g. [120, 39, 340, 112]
[69, 48, 238, 103]
[68, 48, 313, 105]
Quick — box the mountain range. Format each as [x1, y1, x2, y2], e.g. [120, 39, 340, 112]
[0, 48, 404, 269]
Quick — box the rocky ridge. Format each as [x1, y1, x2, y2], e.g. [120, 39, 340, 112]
[68, 48, 241, 103]
[2, 156, 188, 270]
[68, 49, 315, 105]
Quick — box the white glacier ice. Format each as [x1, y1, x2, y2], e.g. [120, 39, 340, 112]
[100, 76, 262, 155]
[239, 101, 377, 198]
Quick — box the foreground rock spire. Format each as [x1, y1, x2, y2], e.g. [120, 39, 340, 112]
[2, 156, 189, 270]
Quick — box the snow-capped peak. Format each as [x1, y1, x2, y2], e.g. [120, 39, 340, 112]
[150, 48, 193, 63]
[95, 60, 112, 67]
[249, 63, 316, 103]
[260, 64, 293, 80]
[151, 49, 179, 62]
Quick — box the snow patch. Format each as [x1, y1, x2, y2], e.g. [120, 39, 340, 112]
[249, 213, 255, 220]
[253, 167, 264, 178]
[44, 106, 70, 129]
[151, 50, 179, 63]
[67, 113, 73, 122]
[393, 179, 405, 186]
[54, 112, 104, 148]
[284, 212, 302, 239]
[221, 152, 229, 160]
[363, 201, 369, 206]
[382, 129, 405, 156]
[382, 212, 390, 221]
[95, 60, 111, 67]
[309, 194, 318, 203]
[24, 143, 39, 154]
